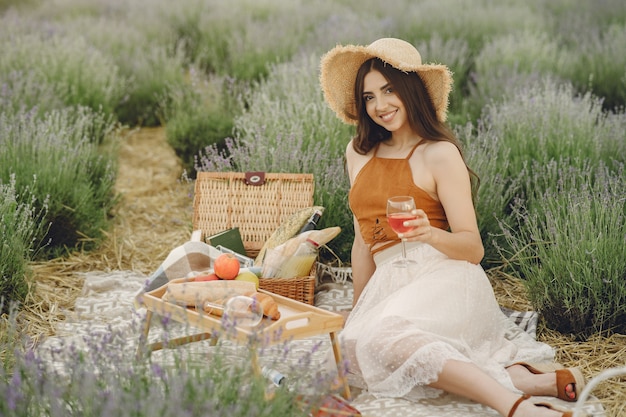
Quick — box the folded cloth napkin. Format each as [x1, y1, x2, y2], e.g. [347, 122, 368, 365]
[140, 241, 221, 293]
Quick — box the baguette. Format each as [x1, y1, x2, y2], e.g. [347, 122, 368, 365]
[273, 226, 342, 259]
[162, 280, 256, 309]
[254, 206, 325, 266]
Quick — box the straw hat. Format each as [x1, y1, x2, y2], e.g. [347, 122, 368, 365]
[320, 38, 453, 124]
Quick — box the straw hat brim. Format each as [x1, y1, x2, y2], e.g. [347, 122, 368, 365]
[319, 39, 453, 124]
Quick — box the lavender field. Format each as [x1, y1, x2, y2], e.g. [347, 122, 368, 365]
[1, 0, 625, 415]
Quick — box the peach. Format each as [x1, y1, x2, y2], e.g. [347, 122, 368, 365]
[213, 253, 240, 280]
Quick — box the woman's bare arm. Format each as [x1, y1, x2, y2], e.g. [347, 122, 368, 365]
[345, 140, 377, 305]
[350, 217, 376, 306]
[402, 141, 484, 264]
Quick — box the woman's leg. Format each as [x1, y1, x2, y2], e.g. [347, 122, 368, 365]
[429, 360, 564, 417]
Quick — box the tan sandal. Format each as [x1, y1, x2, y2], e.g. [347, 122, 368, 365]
[535, 401, 587, 417]
[507, 394, 531, 417]
[510, 362, 586, 402]
[507, 394, 584, 417]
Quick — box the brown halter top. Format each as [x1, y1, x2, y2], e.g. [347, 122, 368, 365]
[348, 142, 449, 255]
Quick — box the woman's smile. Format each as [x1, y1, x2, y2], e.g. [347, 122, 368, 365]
[379, 109, 398, 123]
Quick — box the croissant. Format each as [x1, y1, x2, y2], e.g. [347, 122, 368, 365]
[253, 292, 281, 320]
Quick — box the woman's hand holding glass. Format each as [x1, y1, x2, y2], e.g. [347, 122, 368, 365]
[399, 209, 432, 243]
[386, 196, 418, 267]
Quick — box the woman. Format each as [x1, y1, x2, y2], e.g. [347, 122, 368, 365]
[319, 38, 586, 417]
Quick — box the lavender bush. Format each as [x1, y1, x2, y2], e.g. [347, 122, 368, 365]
[456, 123, 522, 266]
[0, 177, 48, 312]
[0, 9, 187, 127]
[298, 8, 391, 57]
[231, 54, 351, 159]
[476, 70, 626, 337]
[500, 161, 626, 338]
[472, 79, 626, 266]
[0, 0, 36, 12]
[389, 0, 542, 56]
[544, 0, 626, 111]
[1, 309, 336, 417]
[468, 30, 570, 121]
[564, 23, 626, 111]
[163, 71, 243, 177]
[0, 22, 124, 119]
[482, 79, 622, 179]
[62, 16, 188, 126]
[159, 0, 323, 81]
[0, 107, 118, 257]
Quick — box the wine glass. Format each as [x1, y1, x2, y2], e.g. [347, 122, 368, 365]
[221, 295, 264, 327]
[386, 196, 418, 267]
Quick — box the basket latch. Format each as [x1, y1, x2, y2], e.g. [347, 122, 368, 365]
[244, 171, 266, 186]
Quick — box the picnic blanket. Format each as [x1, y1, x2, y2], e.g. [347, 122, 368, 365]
[140, 240, 220, 292]
[36, 244, 606, 417]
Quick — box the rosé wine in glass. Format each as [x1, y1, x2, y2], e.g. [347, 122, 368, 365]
[387, 213, 417, 234]
[386, 196, 418, 267]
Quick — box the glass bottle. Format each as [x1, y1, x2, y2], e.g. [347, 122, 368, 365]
[278, 238, 319, 278]
[297, 209, 323, 234]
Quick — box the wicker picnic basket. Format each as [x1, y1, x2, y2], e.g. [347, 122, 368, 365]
[193, 172, 317, 304]
[258, 275, 315, 305]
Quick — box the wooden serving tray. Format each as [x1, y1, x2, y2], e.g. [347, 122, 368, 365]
[139, 278, 344, 343]
[136, 277, 350, 399]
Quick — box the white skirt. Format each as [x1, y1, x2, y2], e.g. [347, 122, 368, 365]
[340, 242, 554, 400]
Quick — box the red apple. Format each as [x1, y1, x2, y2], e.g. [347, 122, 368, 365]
[194, 273, 219, 282]
[213, 253, 240, 280]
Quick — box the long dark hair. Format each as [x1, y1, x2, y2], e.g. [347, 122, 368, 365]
[352, 58, 479, 190]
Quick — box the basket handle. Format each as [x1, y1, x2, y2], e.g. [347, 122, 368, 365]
[244, 171, 265, 186]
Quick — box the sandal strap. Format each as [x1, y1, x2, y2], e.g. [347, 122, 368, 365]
[556, 368, 585, 402]
[507, 394, 531, 417]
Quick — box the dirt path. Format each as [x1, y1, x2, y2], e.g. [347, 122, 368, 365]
[108, 126, 193, 270]
[25, 127, 193, 342]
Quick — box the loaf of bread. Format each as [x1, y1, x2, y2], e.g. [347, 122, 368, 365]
[162, 280, 256, 309]
[163, 280, 281, 322]
[199, 291, 280, 321]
